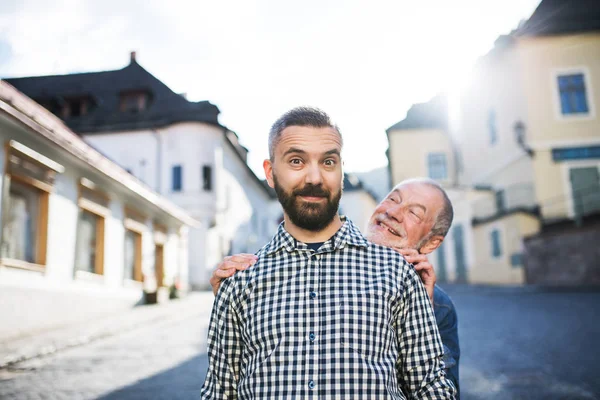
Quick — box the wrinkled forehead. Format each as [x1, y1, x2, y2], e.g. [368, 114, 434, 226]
[276, 126, 343, 153]
[388, 182, 443, 216]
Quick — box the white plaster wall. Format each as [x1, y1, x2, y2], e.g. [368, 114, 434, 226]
[102, 199, 126, 287]
[83, 122, 277, 289]
[83, 130, 159, 190]
[339, 191, 378, 233]
[455, 45, 533, 187]
[44, 171, 79, 283]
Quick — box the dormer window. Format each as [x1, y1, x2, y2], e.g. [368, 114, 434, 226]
[120, 90, 151, 113]
[60, 96, 95, 119]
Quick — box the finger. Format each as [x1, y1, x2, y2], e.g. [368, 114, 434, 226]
[218, 260, 251, 271]
[397, 248, 418, 256]
[413, 262, 433, 271]
[225, 254, 258, 264]
[215, 268, 236, 278]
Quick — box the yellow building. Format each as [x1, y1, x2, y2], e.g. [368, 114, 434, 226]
[387, 0, 600, 285]
[386, 95, 474, 283]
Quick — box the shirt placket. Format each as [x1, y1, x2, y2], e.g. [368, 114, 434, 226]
[306, 251, 320, 398]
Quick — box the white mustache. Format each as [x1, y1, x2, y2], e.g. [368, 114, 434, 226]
[375, 214, 405, 237]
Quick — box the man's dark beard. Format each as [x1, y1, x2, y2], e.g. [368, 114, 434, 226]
[273, 175, 341, 232]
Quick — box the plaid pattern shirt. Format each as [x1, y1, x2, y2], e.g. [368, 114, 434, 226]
[201, 218, 456, 399]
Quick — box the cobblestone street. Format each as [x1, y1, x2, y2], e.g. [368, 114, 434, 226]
[1, 286, 599, 399]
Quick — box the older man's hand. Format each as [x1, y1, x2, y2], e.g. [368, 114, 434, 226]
[397, 249, 436, 304]
[210, 250, 437, 303]
[209, 254, 258, 295]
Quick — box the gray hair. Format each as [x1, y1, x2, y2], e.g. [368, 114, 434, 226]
[268, 106, 342, 159]
[396, 177, 454, 238]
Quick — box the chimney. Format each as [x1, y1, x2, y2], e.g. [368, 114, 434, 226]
[130, 51, 137, 63]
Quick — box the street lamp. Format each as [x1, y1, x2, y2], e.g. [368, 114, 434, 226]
[513, 120, 534, 157]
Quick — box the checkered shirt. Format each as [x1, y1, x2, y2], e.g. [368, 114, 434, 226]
[201, 218, 456, 399]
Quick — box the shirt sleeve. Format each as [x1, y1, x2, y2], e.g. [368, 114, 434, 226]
[200, 278, 242, 399]
[395, 267, 457, 399]
[434, 292, 460, 395]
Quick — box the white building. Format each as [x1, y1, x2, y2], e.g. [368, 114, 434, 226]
[0, 80, 195, 340]
[6, 53, 277, 289]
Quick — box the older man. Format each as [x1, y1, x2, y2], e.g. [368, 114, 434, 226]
[201, 107, 455, 399]
[211, 178, 460, 396]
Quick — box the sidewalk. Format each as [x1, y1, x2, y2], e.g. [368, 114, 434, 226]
[0, 291, 215, 369]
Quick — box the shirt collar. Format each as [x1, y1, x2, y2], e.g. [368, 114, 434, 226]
[264, 216, 368, 256]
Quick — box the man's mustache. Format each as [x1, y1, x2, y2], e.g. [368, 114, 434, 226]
[293, 184, 330, 198]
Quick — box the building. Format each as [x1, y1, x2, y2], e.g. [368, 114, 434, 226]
[5, 53, 277, 289]
[387, 0, 600, 285]
[0, 80, 195, 341]
[386, 95, 474, 283]
[339, 173, 379, 233]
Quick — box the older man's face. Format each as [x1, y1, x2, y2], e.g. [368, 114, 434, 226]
[366, 182, 444, 251]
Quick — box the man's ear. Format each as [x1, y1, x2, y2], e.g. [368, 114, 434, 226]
[419, 236, 444, 255]
[263, 159, 275, 188]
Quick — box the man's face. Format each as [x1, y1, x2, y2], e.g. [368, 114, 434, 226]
[366, 182, 444, 251]
[265, 125, 343, 232]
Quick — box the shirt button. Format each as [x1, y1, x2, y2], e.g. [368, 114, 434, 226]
[309, 291, 317, 299]
[308, 380, 315, 390]
[309, 333, 316, 342]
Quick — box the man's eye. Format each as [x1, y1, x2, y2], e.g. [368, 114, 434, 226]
[290, 159, 302, 165]
[324, 159, 336, 166]
[411, 211, 423, 220]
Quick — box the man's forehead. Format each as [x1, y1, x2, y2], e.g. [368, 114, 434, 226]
[276, 125, 343, 152]
[389, 183, 443, 211]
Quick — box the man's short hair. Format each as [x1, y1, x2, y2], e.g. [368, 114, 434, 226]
[268, 107, 342, 159]
[398, 178, 454, 238]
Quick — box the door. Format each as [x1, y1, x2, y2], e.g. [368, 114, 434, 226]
[436, 242, 448, 283]
[570, 166, 600, 218]
[155, 244, 164, 288]
[453, 224, 468, 283]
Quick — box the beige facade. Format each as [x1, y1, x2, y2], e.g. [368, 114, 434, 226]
[387, 128, 456, 186]
[518, 33, 600, 221]
[470, 212, 540, 284]
[386, 3, 600, 285]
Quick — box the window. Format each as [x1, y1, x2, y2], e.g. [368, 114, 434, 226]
[120, 90, 150, 113]
[558, 74, 589, 115]
[495, 190, 505, 213]
[75, 210, 102, 274]
[124, 207, 146, 282]
[60, 96, 95, 119]
[75, 179, 108, 276]
[490, 229, 502, 258]
[1, 181, 42, 263]
[124, 229, 142, 281]
[0, 142, 60, 268]
[427, 153, 447, 180]
[172, 165, 182, 192]
[488, 109, 497, 145]
[202, 165, 212, 191]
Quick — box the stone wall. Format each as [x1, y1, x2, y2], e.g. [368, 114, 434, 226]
[524, 217, 600, 285]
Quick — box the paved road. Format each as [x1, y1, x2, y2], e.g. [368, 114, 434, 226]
[1, 286, 599, 399]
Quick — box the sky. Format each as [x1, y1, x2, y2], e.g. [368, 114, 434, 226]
[0, 0, 541, 179]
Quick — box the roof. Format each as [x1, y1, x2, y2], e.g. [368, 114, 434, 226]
[3, 54, 275, 200]
[3, 57, 221, 134]
[344, 173, 378, 201]
[386, 95, 447, 133]
[0, 80, 199, 227]
[517, 0, 600, 36]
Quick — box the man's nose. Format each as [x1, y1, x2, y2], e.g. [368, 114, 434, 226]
[385, 205, 404, 222]
[305, 163, 323, 185]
